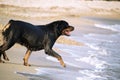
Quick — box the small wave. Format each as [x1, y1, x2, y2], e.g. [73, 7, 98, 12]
[94, 24, 120, 32]
[84, 33, 118, 43]
[77, 70, 107, 80]
[75, 56, 106, 69]
[98, 49, 108, 56]
[86, 43, 100, 50]
[86, 43, 108, 56]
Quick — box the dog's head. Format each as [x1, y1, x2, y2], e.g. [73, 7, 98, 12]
[52, 20, 74, 36]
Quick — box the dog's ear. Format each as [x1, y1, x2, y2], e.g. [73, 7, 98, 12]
[57, 21, 69, 31]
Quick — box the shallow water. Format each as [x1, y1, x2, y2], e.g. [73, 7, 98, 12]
[71, 18, 120, 80]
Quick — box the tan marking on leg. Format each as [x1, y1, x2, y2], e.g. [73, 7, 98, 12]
[2, 23, 11, 32]
[58, 57, 66, 67]
[23, 50, 31, 66]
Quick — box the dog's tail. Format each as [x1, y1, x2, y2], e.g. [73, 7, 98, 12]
[0, 28, 4, 46]
[0, 20, 16, 51]
[0, 20, 12, 47]
[2, 20, 13, 32]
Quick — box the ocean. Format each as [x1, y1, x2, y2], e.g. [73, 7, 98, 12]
[70, 18, 120, 80]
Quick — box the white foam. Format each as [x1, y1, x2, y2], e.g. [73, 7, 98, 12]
[77, 70, 107, 80]
[95, 24, 120, 32]
[87, 43, 108, 56]
[76, 77, 91, 80]
[98, 49, 108, 56]
[86, 43, 100, 50]
[84, 33, 115, 43]
[75, 56, 106, 69]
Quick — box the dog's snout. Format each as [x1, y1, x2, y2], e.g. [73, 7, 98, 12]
[69, 26, 74, 31]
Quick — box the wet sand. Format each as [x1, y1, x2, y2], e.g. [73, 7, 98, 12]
[0, 1, 120, 80]
[0, 44, 38, 80]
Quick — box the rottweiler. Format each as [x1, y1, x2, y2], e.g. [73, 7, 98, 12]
[0, 20, 74, 67]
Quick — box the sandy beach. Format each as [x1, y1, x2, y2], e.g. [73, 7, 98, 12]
[0, 1, 120, 80]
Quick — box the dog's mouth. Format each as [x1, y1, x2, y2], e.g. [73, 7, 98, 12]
[62, 26, 74, 36]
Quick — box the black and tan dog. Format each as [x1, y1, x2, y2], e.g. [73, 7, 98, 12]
[0, 20, 74, 67]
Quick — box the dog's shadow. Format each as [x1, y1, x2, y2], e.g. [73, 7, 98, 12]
[4, 61, 63, 69]
[3, 61, 83, 72]
[3, 62, 91, 80]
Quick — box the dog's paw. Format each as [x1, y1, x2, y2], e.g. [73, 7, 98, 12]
[62, 63, 66, 68]
[24, 63, 31, 66]
[59, 59, 66, 68]
[0, 60, 5, 63]
[3, 56, 9, 61]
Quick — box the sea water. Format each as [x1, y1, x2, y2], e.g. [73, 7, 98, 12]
[72, 18, 120, 80]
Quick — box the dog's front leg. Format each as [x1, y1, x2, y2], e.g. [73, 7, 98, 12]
[45, 48, 66, 67]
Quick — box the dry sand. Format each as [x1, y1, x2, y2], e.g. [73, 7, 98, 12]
[0, 1, 120, 80]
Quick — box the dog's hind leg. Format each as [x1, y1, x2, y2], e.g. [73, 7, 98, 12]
[0, 44, 10, 63]
[0, 21, 17, 62]
[0, 52, 5, 63]
[0, 38, 16, 63]
[0, 51, 9, 63]
[3, 52, 9, 61]
[23, 49, 32, 66]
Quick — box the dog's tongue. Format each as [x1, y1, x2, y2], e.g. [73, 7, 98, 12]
[65, 31, 70, 36]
